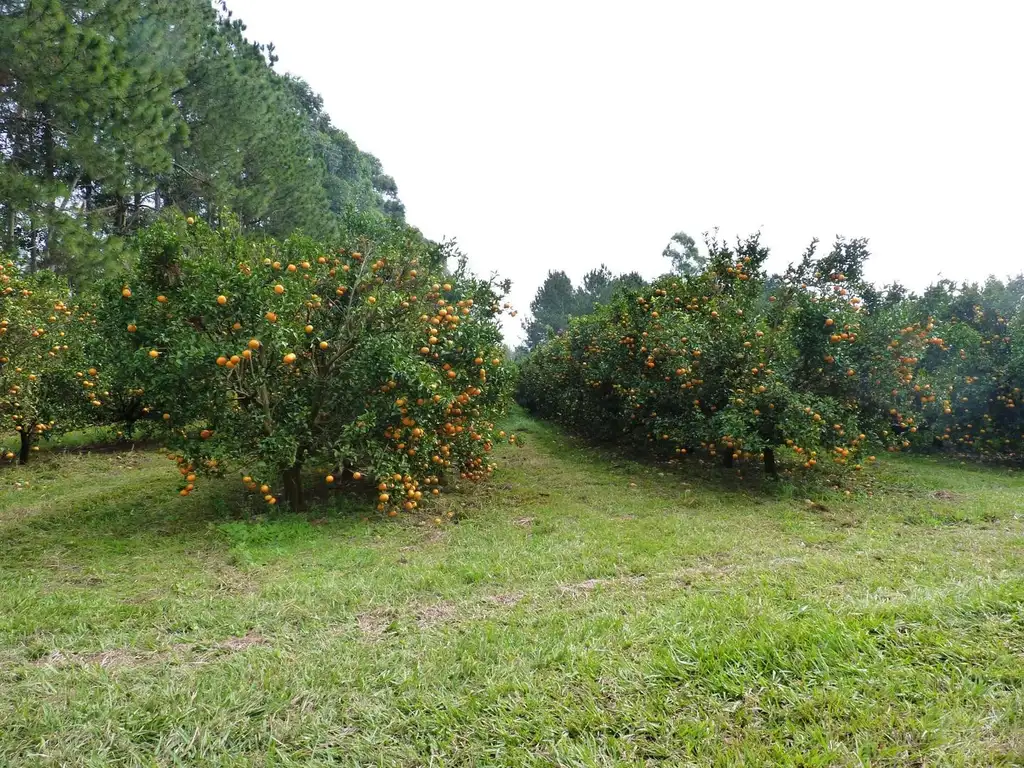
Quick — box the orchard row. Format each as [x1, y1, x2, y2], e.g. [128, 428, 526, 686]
[0, 213, 515, 510]
[518, 236, 1024, 473]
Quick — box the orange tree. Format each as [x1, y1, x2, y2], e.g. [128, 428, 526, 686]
[0, 262, 93, 464]
[90, 213, 513, 509]
[519, 236, 929, 475]
[905, 278, 1024, 457]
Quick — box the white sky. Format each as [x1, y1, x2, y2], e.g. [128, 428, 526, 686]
[232, 0, 1023, 342]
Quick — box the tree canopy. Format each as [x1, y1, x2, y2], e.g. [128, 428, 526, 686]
[0, 0, 405, 281]
[523, 266, 645, 349]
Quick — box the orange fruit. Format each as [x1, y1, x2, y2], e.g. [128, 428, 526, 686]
[274, 284, 285, 294]
[217, 295, 227, 305]
[148, 349, 159, 358]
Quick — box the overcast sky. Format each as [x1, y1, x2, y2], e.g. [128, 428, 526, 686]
[233, 0, 1022, 341]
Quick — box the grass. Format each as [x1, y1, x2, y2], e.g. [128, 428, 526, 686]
[1, 410, 1022, 766]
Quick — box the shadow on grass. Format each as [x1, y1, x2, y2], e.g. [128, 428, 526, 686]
[508, 406, 1024, 506]
[0, 458, 402, 572]
[507, 409, 835, 500]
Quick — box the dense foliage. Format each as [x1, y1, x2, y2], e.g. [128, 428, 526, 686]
[1, 0, 402, 281]
[0, 262, 92, 462]
[519, 236, 1023, 473]
[0, 2, 517, 513]
[85, 214, 513, 509]
[2, 4, 1020, 509]
[522, 266, 644, 351]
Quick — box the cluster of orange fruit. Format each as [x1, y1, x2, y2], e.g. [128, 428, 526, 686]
[519, 250, 945, 473]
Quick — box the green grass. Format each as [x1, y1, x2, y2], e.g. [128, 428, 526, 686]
[1, 411, 1023, 766]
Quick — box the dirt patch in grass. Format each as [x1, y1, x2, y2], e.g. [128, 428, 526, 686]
[559, 575, 646, 598]
[33, 631, 267, 670]
[415, 601, 458, 628]
[356, 608, 399, 640]
[218, 632, 266, 652]
[37, 648, 139, 669]
[930, 490, 962, 501]
[420, 527, 447, 545]
[486, 592, 524, 607]
[511, 517, 534, 527]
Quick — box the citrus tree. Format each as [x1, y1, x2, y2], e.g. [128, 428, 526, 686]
[90, 213, 513, 509]
[0, 262, 92, 464]
[906, 278, 1024, 457]
[519, 235, 929, 475]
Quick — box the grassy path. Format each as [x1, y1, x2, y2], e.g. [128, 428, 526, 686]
[1, 412, 1023, 766]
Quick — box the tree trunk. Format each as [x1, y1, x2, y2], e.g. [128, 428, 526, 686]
[764, 447, 777, 476]
[28, 216, 37, 273]
[3, 203, 13, 253]
[19, 430, 32, 465]
[281, 462, 304, 510]
[42, 118, 55, 267]
[722, 451, 733, 468]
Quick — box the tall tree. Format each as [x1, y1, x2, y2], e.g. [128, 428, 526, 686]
[524, 267, 649, 350]
[0, 0, 195, 277]
[1, 0, 406, 281]
[663, 230, 706, 276]
[524, 270, 577, 349]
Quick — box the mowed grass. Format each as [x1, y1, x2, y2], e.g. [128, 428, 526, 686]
[1, 412, 1023, 767]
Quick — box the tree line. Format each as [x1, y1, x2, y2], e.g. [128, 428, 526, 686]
[1, 0, 403, 285]
[0, 2, 515, 511]
[521, 231, 714, 351]
[519, 232, 1024, 471]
